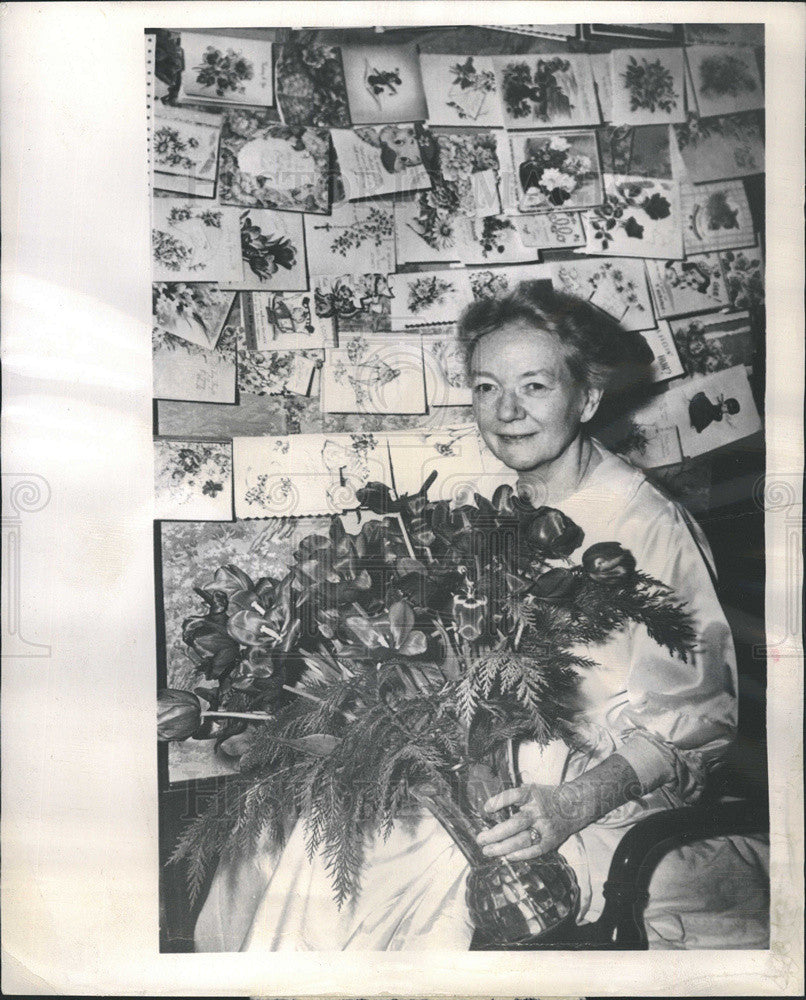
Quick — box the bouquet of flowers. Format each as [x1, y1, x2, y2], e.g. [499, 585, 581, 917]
[161, 476, 695, 943]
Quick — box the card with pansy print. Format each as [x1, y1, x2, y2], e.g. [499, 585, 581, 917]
[580, 174, 683, 258]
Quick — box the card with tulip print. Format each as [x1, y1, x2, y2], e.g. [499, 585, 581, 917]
[580, 174, 683, 259]
[220, 208, 307, 291]
[610, 48, 687, 126]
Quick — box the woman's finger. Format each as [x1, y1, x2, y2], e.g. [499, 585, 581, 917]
[476, 809, 533, 846]
[480, 831, 535, 858]
[483, 785, 529, 815]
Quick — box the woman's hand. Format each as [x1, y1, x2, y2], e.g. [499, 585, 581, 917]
[475, 782, 587, 861]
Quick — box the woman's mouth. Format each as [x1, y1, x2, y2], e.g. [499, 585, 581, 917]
[496, 431, 537, 443]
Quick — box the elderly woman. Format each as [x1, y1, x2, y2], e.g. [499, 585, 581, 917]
[195, 284, 767, 951]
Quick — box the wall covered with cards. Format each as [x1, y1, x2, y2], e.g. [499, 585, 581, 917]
[148, 24, 767, 801]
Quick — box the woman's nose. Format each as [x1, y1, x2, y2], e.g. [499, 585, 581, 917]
[496, 390, 525, 422]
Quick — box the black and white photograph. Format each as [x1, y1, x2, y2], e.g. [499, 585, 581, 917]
[2, 5, 804, 998]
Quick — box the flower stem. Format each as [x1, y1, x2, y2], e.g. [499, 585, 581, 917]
[201, 710, 273, 722]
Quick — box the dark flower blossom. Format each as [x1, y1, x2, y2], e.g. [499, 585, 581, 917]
[641, 193, 671, 220]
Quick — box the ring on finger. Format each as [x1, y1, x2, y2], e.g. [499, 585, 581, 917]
[528, 827, 542, 847]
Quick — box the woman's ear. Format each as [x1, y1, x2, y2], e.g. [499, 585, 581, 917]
[580, 384, 604, 424]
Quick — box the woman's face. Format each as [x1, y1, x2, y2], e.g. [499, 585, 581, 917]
[470, 322, 601, 473]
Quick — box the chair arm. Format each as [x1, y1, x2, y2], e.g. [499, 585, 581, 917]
[584, 796, 770, 948]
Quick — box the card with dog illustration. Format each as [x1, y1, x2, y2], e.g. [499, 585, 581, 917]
[331, 124, 431, 200]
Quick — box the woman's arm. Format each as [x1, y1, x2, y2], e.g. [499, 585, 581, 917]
[476, 752, 641, 861]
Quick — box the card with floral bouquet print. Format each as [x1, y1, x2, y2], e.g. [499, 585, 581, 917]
[419, 54, 503, 127]
[492, 53, 600, 128]
[580, 174, 683, 258]
[546, 257, 655, 332]
[685, 44, 764, 117]
[509, 129, 603, 213]
[237, 348, 321, 397]
[151, 197, 243, 282]
[274, 35, 351, 127]
[331, 124, 431, 201]
[719, 247, 764, 311]
[320, 334, 427, 414]
[218, 111, 331, 213]
[467, 263, 552, 302]
[152, 282, 236, 350]
[177, 32, 273, 108]
[610, 48, 687, 126]
[219, 208, 307, 291]
[304, 200, 396, 275]
[152, 104, 222, 198]
[154, 439, 233, 521]
[388, 268, 475, 328]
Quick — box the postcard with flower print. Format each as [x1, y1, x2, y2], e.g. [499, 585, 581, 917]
[304, 200, 395, 275]
[151, 198, 243, 282]
[581, 174, 683, 259]
[683, 24, 764, 47]
[154, 439, 233, 521]
[645, 253, 731, 318]
[152, 105, 222, 198]
[610, 48, 687, 126]
[219, 208, 307, 291]
[510, 130, 603, 213]
[493, 54, 600, 129]
[389, 269, 475, 329]
[668, 310, 754, 377]
[152, 282, 236, 351]
[467, 263, 552, 302]
[178, 32, 273, 107]
[546, 257, 655, 332]
[419, 54, 503, 128]
[331, 124, 431, 201]
[218, 113, 331, 213]
[455, 215, 537, 266]
[685, 45, 764, 117]
[682, 180, 755, 255]
[320, 335, 426, 414]
[669, 364, 761, 458]
[233, 432, 392, 518]
[720, 247, 764, 311]
[387, 426, 486, 502]
[241, 290, 335, 350]
[672, 112, 764, 183]
[340, 43, 427, 125]
[238, 349, 321, 397]
[274, 39, 351, 127]
[393, 192, 463, 265]
[313, 273, 394, 334]
[514, 211, 585, 250]
[152, 323, 237, 403]
[423, 127, 503, 218]
[420, 328, 472, 407]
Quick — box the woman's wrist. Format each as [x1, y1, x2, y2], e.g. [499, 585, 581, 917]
[554, 752, 642, 832]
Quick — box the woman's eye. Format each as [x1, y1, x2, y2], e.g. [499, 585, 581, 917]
[522, 382, 547, 394]
[473, 383, 495, 395]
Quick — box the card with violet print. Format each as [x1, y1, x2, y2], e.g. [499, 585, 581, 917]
[152, 104, 222, 198]
[154, 439, 233, 521]
[177, 32, 273, 108]
[387, 426, 487, 503]
[331, 124, 431, 201]
[218, 112, 331, 213]
[304, 200, 396, 275]
[320, 334, 427, 414]
[233, 432, 393, 518]
[610, 48, 687, 126]
[509, 130, 603, 213]
[340, 43, 427, 125]
[151, 198, 243, 283]
[220, 208, 307, 291]
[493, 53, 600, 129]
[685, 44, 764, 118]
[419, 54, 503, 128]
[580, 175, 683, 259]
[546, 257, 656, 332]
[681, 180, 756, 255]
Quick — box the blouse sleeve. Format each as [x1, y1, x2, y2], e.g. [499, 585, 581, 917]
[610, 498, 738, 803]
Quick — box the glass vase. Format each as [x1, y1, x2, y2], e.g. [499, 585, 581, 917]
[416, 749, 580, 947]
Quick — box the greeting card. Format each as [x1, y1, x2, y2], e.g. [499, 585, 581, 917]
[320, 335, 426, 414]
[241, 290, 335, 349]
[233, 432, 392, 517]
[581, 175, 683, 258]
[510, 130, 603, 213]
[331, 124, 431, 200]
[388, 269, 474, 328]
[603, 402, 684, 469]
[304, 200, 396, 275]
[222, 208, 307, 291]
[455, 215, 537, 265]
[178, 32, 273, 107]
[152, 282, 236, 350]
[424, 127, 503, 218]
[387, 426, 486, 502]
[467, 263, 552, 301]
[589, 53, 613, 121]
[151, 198, 243, 282]
[720, 247, 764, 311]
[274, 39, 351, 127]
[152, 104, 221, 198]
[154, 439, 233, 521]
[493, 54, 600, 128]
[598, 125, 673, 178]
[219, 114, 330, 213]
[683, 24, 764, 47]
[610, 48, 687, 125]
[682, 180, 755, 255]
[640, 322, 685, 383]
[645, 253, 731, 318]
[340, 43, 427, 124]
[514, 211, 585, 250]
[685, 45, 764, 117]
[393, 191, 463, 265]
[670, 365, 762, 458]
[419, 54, 503, 127]
[313, 273, 394, 333]
[547, 257, 655, 331]
[421, 328, 472, 407]
[238, 349, 320, 397]
[672, 112, 764, 183]
[669, 311, 754, 376]
[152, 324, 237, 404]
